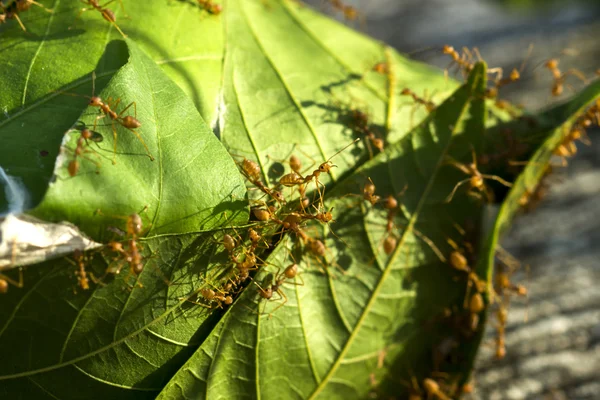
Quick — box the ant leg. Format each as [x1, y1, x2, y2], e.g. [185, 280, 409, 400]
[269, 289, 288, 315]
[412, 227, 446, 263]
[444, 178, 470, 203]
[127, 129, 154, 162]
[30, 0, 54, 12]
[111, 122, 118, 165]
[564, 68, 588, 84]
[76, 7, 92, 21]
[109, 19, 127, 38]
[0, 270, 24, 289]
[482, 174, 513, 188]
[117, 101, 136, 118]
[12, 13, 27, 31]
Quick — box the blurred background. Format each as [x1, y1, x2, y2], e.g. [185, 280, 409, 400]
[305, 1, 600, 398]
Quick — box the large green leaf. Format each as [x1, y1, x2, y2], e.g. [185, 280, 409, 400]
[29, 39, 248, 241]
[2, 0, 598, 398]
[158, 64, 488, 399]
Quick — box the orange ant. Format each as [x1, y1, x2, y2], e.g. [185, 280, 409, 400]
[442, 45, 479, 79]
[100, 210, 152, 287]
[403, 374, 453, 400]
[362, 177, 380, 206]
[62, 72, 154, 164]
[253, 253, 303, 316]
[400, 88, 436, 128]
[196, 0, 222, 14]
[185, 278, 234, 309]
[66, 126, 103, 176]
[237, 157, 286, 204]
[279, 139, 359, 207]
[71, 249, 94, 290]
[447, 238, 486, 307]
[343, 108, 383, 159]
[444, 147, 512, 203]
[485, 44, 533, 99]
[544, 58, 587, 96]
[0, 0, 52, 31]
[78, 0, 127, 38]
[326, 0, 360, 22]
[400, 88, 436, 113]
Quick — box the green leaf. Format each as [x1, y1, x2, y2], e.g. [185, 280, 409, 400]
[0, 231, 239, 398]
[29, 39, 247, 240]
[158, 64, 488, 399]
[0, 0, 227, 213]
[219, 0, 458, 192]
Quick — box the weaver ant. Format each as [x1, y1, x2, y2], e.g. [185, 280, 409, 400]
[442, 45, 479, 79]
[61, 72, 154, 164]
[447, 238, 486, 307]
[238, 157, 285, 204]
[485, 44, 533, 99]
[196, 0, 222, 14]
[279, 139, 359, 208]
[400, 88, 435, 113]
[444, 147, 512, 203]
[69, 249, 95, 290]
[253, 252, 303, 316]
[0, 0, 53, 31]
[403, 374, 453, 400]
[78, 0, 127, 38]
[100, 209, 152, 287]
[325, 0, 361, 22]
[65, 126, 103, 176]
[544, 58, 587, 97]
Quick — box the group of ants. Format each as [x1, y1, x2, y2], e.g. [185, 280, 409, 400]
[3, 0, 600, 398]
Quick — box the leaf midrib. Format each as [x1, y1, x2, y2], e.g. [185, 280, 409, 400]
[307, 89, 474, 399]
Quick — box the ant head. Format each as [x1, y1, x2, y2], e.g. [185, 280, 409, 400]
[545, 58, 558, 69]
[364, 178, 376, 196]
[248, 228, 260, 242]
[89, 96, 102, 107]
[509, 68, 520, 81]
[272, 191, 286, 204]
[485, 87, 498, 98]
[201, 288, 216, 299]
[109, 241, 124, 253]
[318, 161, 335, 173]
[400, 88, 411, 95]
[442, 45, 454, 54]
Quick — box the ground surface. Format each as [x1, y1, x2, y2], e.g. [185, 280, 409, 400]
[306, 1, 600, 398]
